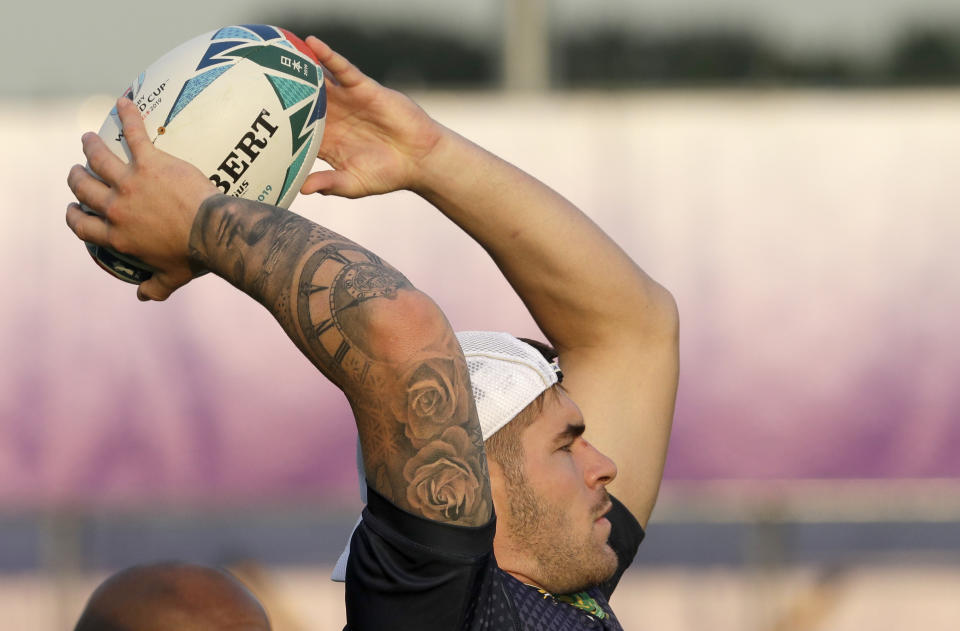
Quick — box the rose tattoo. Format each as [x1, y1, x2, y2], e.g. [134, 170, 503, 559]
[403, 426, 489, 522]
[392, 356, 470, 443]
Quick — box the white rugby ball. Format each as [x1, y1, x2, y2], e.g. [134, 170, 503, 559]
[84, 24, 326, 283]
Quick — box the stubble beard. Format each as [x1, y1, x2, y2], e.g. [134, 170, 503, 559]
[505, 477, 618, 594]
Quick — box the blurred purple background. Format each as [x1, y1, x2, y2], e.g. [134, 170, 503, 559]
[2, 92, 959, 509]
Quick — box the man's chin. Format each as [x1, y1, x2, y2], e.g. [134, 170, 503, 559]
[598, 542, 619, 580]
[590, 542, 620, 586]
[542, 544, 618, 594]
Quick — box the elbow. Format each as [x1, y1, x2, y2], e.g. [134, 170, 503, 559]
[357, 289, 455, 365]
[637, 281, 679, 345]
[657, 284, 680, 341]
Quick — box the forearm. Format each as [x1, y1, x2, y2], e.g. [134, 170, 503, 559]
[414, 129, 676, 350]
[188, 195, 491, 525]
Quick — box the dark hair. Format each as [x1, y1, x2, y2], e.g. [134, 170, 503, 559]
[518, 337, 558, 363]
[518, 337, 562, 383]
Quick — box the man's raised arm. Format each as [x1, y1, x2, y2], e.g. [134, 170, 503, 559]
[66, 96, 490, 527]
[412, 131, 678, 529]
[300, 38, 678, 528]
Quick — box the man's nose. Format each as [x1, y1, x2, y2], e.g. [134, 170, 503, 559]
[585, 441, 618, 487]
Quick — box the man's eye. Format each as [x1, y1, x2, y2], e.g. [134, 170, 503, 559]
[559, 443, 573, 453]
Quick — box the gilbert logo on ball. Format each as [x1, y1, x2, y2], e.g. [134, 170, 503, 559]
[83, 24, 327, 284]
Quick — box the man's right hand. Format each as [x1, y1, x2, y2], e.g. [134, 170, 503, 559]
[66, 97, 219, 301]
[300, 37, 447, 199]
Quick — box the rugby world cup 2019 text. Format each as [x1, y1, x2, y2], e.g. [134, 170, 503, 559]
[209, 109, 279, 196]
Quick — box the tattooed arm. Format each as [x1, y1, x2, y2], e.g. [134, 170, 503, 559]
[190, 197, 490, 522]
[67, 97, 491, 526]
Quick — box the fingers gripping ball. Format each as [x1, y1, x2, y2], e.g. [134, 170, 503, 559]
[83, 24, 326, 283]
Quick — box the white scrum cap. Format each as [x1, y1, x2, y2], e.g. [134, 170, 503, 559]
[331, 331, 562, 582]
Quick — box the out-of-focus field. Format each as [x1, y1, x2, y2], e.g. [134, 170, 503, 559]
[4, 563, 960, 630]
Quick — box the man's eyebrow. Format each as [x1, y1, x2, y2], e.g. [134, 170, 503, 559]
[553, 423, 586, 444]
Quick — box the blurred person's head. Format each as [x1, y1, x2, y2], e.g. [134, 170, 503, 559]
[461, 332, 619, 595]
[73, 562, 270, 631]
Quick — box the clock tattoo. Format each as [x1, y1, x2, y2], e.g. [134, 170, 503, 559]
[297, 242, 412, 385]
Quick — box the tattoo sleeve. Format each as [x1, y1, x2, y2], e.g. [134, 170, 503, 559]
[188, 195, 491, 526]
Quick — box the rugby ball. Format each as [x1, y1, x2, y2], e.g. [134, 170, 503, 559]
[83, 24, 326, 283]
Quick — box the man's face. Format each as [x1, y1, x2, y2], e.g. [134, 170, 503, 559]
[491, 389, 619, 594]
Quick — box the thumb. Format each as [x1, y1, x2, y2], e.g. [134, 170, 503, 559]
[301, 168, 365, 198]
[137, 272, 180, 302]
